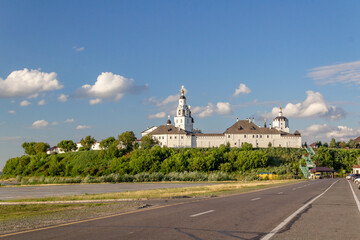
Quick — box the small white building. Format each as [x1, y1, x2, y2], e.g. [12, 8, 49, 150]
[353, 165, 360, 174]
[143, 86, 302, 149]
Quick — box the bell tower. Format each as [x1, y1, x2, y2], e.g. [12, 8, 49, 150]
[174, 85, 194, 132]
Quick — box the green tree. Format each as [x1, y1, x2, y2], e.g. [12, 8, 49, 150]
[323, 142, 329, 148]
[315, 141, 322, 148]
[330, 138, 336, 148]
[348, 139, 356, 149]
[241, 142, 253, 151]
[118, 131, 136, 151]
[80, 136, 96, 150]
[22, 142, 50, 155]
[99, 137, 116, 149]
[58, 140, 77, 152]
[339, 141, 347, 149]
[141, 135, 159, 149]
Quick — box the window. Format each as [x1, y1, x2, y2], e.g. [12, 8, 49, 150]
[253, 135, 255, 138]
[228, 135, 230, 138]
[244, 135, 247, 138]
[174, 136, 177, 139]
[260, 135, 262, 138]
[267, 135, 269, 138]
[181, 136, 184, 139]
[170, 136, 172, 139]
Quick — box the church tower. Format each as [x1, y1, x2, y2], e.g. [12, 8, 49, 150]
[174, 86, 194, 132]
[272, 106, 290, 133]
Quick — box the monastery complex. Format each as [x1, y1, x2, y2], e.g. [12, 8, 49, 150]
[142, 86, 302, 148]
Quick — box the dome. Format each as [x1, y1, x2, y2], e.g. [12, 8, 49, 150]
[180, 95, 186, 99]
[274, 116, 288, 121]
[166, 118, 172, 125]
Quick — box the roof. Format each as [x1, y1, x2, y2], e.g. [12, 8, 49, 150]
[274, 116, 288, 121]
[354, 137, 360, 143]
[353, 165, 360, 168]
[180, 95, 186, 99]
[224, 120, 284, 135]
[310, 167, 335, 172]
[150, 124, 188, 135]
[194, 133, 225, 137]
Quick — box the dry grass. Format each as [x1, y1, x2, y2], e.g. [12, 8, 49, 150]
[6, 180, 301, 202]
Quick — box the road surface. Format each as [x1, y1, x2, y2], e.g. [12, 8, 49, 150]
[2, 179, 360, 239]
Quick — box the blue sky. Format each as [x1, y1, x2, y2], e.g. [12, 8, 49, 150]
[1, 0, 360, 169]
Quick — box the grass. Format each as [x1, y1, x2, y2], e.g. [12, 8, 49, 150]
[3, 179, 301, 202]
[0, 203, 106, 221]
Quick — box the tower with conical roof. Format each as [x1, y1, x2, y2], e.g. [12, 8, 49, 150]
[174, 85, 194, 132]
[272, 106, 290, 133]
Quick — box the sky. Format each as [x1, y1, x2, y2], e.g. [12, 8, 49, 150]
[1, 0, 360, 169]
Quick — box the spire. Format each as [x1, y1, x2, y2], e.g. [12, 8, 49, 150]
[181, 85, 185, 95]
[278, 105, 282, 117]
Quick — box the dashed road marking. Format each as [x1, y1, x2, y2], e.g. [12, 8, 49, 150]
[190, 210, 215, 217]
[278, 192, 283, 195]
[251, 197, 261, 201]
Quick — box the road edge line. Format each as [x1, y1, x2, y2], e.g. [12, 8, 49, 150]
[347, 180, 360, 213]
[261, 179, 339, 240]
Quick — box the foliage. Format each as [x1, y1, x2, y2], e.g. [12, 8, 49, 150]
[99, 137, 116, 150]
[22, 142, 50, 155]
[57, 140, 77, 152]
[80, 136, 96, 150]
[118, 131, 136, 151]
[141, 135, 159, 149]
[330, 138, 336, 148]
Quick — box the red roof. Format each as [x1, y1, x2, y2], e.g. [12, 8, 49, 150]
[353, 165, 360, 168]
[354, 137, 360, 143]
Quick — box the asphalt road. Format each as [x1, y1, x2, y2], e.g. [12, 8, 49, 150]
[0, 182, 217, 200]
[2, 179, 360, 240]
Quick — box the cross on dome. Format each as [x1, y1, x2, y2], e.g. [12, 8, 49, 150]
[181, 85, 185, 95]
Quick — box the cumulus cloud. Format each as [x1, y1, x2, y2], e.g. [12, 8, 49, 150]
[51, 121, 58, 126]
[76, 125, 92, 130]
[303, 124, 360, 142]
[20, 100, 31, 107]
[308, 60, 360, 85]
[265, 91, 346, 120]
[38, 99, 45, 105]
[8, 110, 15, 114]
[192, 102, 232, 118]
[148, 112, 166, 119]
[90, 98, 102, 105]
[0, 68, 63, 98]
[233, 83, 251, 96]
[74, 72, 148, 104]
[65, 118, 75, 123]
[58, 94, 68, 102]
[32, 120, 48, 128]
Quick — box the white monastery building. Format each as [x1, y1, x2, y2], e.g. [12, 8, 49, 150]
[142, 86, 302, 148]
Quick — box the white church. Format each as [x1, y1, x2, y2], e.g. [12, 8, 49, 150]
[142, 86, 302, 148]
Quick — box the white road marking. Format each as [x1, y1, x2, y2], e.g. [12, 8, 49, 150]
[292, 188, 297, 190]
[190, 210, 215, 217]
[347, 181, 360, 213]
[278, 192, 283, 195]
[261, 180, 339, 240]
[251, 197, 261, 201]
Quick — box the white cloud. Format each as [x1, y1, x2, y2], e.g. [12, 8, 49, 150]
[303, 124, 360, 142]
[145, 87, 188, 107]
[148, 112, 166, 119]
[51, 121, 58, 126]
[192, 102, 232, 118]
[58, 94, 68, 102]
[8, 110, 15, 114]
[32, 120, 48, 128]
[265, 91, 346, 120]
[38, 99, 45, 105]
[74, 72, 148, 104]
[76, 125, 92, 130]
[65, 118, 75, 123]
[233, 83, 251, 96]
[0, 68, 63, 98]
[90, 98, 102, 105]
[308, 60, 360, 85]
[20, 100, 31, 107]
[72, 46, 85, 52]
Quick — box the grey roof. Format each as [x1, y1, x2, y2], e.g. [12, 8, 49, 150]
[274, 116, 288, 121]
[180, 95, 186, 99]
[224, 120, 283, 135]
[150, 124, 188, 135]
[194, 133, 225, 137]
